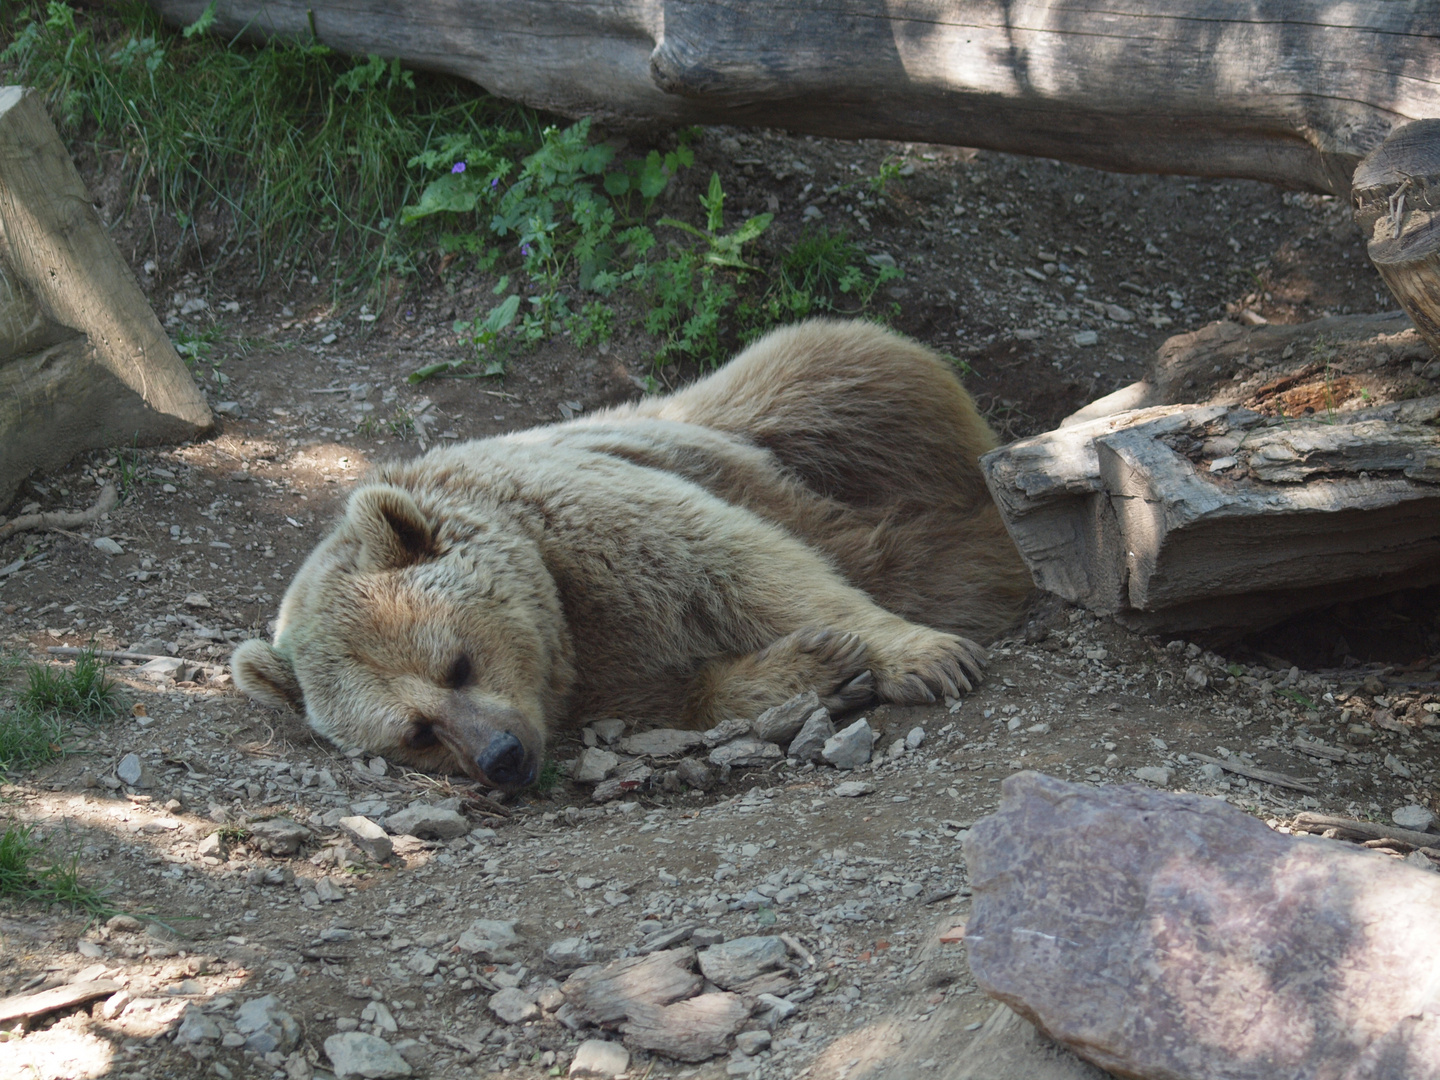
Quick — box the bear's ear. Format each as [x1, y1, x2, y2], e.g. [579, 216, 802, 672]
[231, 640, 305, 713]
[347, 485, 435, 570]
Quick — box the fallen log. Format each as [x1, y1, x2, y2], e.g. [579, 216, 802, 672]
[0, 86, 211, 512]
[148, 0, 1440, 196]
[1292, 811, 1438, 851]
[0, 980, 122, 1025]
[981, 395, 1440, 637]
[966, 772, 1440, 1080]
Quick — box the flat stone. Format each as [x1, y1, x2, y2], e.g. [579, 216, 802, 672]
[966, 771, 1440, 1080]
[384, 804, 468, 840]
[115, 753, 144, 786]
[833, 781, 874, 798]
[323, 1032, 413, 1079]
[569, 1038, 630, 1078]
[196, 832, 227, 859]
[338, 816, 393, 862]
[752, 692, 821, 744]
[735, 1030, 771, 1055]
[1395, 805, 1435, 832]
[175, 1004, 220, 1043]
[545, 937, 597, 970]
[787, 709, 835, 763]
[591, 718, 628, 745]
[821, 719, 875, 770]
[248, 818, 311, 856]
[675, 758, 715, 791]
[905, 726, 926, 750]
[574, 748, 621, 784]
[235, 994, 300, 1054]
[697, 936, 788, 991]
[93, 536, 123, 556]
[457, 918, 523, 962]
[702, 716, 753, 748]
[709, 737, 783, 769]
[137, 655, 186, 681]
[1133, 766, 1173, 787]
[314, 877, 345, 903]
[592, 760, 653, 803]
[618, 729, 706, 757]
[489, 987, 539, 1025]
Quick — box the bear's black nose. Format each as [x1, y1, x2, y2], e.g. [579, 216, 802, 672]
[477, 730, 533, 788]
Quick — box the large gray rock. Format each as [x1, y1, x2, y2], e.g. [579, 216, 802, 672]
[247, 818, 311, 856]
[821, 718, 874, 769]
[752, 691, 822, 744]
[574, 748, 621, 783]
[384, 802, 469, 839]
[338, 815, 393, 862]
[323, 1032, 413, 1079]
[174, 1004, 220, 1043]
[787, 709, 835, 763]
[966, 771, 1440, 1080]
[235, 994, 300, 1054]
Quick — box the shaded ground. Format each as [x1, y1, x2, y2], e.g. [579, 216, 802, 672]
[1, 127, 1436, 1080]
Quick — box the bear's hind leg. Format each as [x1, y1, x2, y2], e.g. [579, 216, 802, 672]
[680, 627, 876, 729]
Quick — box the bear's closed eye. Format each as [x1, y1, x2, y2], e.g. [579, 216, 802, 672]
[445, 653, 472, 690]
[405, 721, 440, 749]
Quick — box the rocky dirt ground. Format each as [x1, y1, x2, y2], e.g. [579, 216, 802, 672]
[2, 125, 1438, 1080]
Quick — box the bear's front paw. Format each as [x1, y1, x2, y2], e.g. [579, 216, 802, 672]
[874, 630, 987, 704]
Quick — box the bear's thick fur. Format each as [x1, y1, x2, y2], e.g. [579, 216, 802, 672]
[232, 320, 1032, 789]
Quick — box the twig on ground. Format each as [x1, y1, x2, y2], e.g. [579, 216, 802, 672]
[0, 485, 119, 542]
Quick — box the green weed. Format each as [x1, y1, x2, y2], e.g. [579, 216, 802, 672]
[1, 0, 540, 284]
[0, 819, 114, 916]
[21, 648, 125, 721]
[534, 757, 562, 793]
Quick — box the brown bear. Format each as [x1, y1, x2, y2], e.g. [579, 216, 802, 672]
[232, 319, 1032, 789]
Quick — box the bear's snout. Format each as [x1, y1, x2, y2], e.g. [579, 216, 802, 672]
[477, 730, 534, 789]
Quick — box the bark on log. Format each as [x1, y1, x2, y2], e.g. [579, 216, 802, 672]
[0, 86, 211, 511]
[146, 0, 1440, 196]
[981, 396, 1440, 638]
[1354, 120, 1440, 354]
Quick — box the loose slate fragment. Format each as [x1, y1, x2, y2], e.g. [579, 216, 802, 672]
[966, 771, 1440, 1080]
[618, 728, 705, 757]
[752, 691, 822, 744]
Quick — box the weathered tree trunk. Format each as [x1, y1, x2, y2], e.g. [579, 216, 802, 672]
[981, 396, 1440, 639]
[1353, 120, 1440, 354]
[0, 86, 212, 511]
[147, 0, 1440, 196]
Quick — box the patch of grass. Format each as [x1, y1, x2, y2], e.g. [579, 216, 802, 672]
[534, 757, 563, 794]
[21, 649, 125, 721]
[1, 0, 541, 284]
[0, 819, 115, 916]
[1, 648, 125, 774]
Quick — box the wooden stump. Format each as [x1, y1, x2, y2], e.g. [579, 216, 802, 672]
[1354, 120, 1440, 355]
[981, 397, 1440, 639]
[0, 86, 211, 511]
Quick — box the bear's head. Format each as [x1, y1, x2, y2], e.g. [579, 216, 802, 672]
[232, 483, 573, 791]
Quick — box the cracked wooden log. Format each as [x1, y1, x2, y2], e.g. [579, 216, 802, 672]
[981, 396, 1440, 639]
[0, 86, 211, 511]
[146, 0, 1440, 196]
[1353, 120, 1440, 355]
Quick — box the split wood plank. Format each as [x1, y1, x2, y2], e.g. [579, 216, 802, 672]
[148, 0, 1440, 197]
[0, 979, 121, 1024]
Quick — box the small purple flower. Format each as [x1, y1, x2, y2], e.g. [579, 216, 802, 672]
[521, 244, 532, 257]
[451, 161, 466, 174]
[490, 178, 500, 190]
